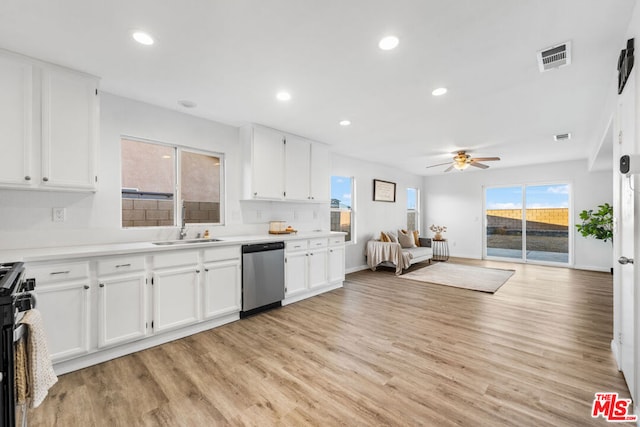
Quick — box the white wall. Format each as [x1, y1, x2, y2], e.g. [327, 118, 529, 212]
[423, 159, 613, 271]
[331, 154, 424, 272]
[0, 93, 328, 251]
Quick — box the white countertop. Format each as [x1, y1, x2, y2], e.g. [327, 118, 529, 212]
[0, 231, 345, 263]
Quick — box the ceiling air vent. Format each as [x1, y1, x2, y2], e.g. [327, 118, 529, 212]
[537, 41, 572, 72]
[554, 133, 571, 142]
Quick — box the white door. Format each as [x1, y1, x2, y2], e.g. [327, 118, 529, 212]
[328, 245, 346, 283]
[284, 135, 311, 200]
[37, 280, 91, 362]
[251, 127, 284, 199]
[0, 54, 33, 188]
[285, 251, 308, 297]
[41, 66, 98, 190]
[308, 249, 328, 289]
[614, 73, 636, 400]
[310, 143, 331, 201]
[152, 267, 200, 332]
[202, 259, 241, 318]
[97, 273, 148, 348]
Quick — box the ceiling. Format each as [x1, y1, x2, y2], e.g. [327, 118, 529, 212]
[0, 0, 635, 175]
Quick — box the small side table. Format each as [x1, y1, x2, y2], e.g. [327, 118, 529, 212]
[432, 239, 449, 261]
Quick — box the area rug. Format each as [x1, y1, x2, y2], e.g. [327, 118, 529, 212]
[398, 262, 515, 293]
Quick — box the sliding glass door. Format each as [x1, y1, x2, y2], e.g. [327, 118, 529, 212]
[485, 184, 570, 264]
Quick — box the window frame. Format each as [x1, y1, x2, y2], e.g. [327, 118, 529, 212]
[120, 135, 226, 229]
[407, 187, 420, 233]
[330, 175, 356, 244]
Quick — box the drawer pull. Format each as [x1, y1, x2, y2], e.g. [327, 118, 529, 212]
[204, 268, 209, 272]
[24, 176, 31, 181]
[196, 269, 201, 274]
[42, 177, 49, 182]
[50, 271, 70, 275]
[115, 264, 131, 268]
[99, 283, 105, 288]
[83, 285, 90, 290]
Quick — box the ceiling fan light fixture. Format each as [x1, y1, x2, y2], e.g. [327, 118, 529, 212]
[453, 162, 470, 170]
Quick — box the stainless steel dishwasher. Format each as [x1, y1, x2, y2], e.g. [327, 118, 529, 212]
[241, 241, 285, 318]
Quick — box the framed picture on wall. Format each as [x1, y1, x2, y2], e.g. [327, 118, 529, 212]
[373, 179, 396, 202]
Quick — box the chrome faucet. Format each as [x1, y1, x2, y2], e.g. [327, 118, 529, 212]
[179, 202, 187, 240]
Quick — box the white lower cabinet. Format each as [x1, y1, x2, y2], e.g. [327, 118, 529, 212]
[308, 247, 328, 289]
[328, 239, 346, 284]
[285, 249, 308, 297]
[96, 256, 147, 348]
[152, 265, 200, 333]
[29, 262, 91, 362]
[203, 259, 241, 319]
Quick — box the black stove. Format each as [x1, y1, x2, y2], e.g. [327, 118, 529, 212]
[0, 262, 35, 427]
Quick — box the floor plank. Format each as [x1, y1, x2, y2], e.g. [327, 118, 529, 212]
[29, 259, 629, 426]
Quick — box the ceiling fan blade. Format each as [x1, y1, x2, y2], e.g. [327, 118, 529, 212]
[426, 161, 453, 169]
[444, 165, 455, 172]
[470, 162, 489, 169]
[471, 157, 500, 162]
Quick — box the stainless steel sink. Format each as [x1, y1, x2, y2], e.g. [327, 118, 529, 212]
[152, 238, 223, 246]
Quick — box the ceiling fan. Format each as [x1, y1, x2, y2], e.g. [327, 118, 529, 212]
[426, 151, 501, 172]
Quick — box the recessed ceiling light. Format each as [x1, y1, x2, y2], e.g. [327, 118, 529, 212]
[379, 36, 399, 51]
[432, 87, 448, 96]
[339, 120, 351, 126]
[276, 91, 291, 101]
[178, 100, 197, 108]
[132, 31, 154, 46]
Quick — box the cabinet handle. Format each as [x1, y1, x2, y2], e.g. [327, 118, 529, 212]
[42, 177, 49, 182]
[99, 283, 104, 288]
[196, 269, 201, 273]
[330, 249, 333, 253]
[205, 268, 209, 272]
[254, 192, 258, 196]
[115, 264, 131, 268]
[310, 253, 314, 256]
[306, 253, 309, 257]
[50, 271, 70, 275]
[84, 285, 90, 290]
[24, 176, 31, 181]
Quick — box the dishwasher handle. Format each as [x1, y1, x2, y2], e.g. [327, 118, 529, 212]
[242, 242, 285, 254]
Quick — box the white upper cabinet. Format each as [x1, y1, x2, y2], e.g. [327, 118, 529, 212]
[242, 125, 330, 202]
[41, 66, 98, 190]
[309, 143, 330, 202]
[0, 50, 99, 192]
[243, 126, 285, 200]
[0, 54, 33, 187]
[284, 135, 311, 200]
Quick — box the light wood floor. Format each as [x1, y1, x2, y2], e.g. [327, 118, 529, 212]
[29, 259, 629, 426]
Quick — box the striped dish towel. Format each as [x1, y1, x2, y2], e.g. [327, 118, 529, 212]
[21, 309, 57, 408]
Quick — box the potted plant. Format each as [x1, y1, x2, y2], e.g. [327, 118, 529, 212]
[576, 203, 613, 243]
[429, 224, 447, 241]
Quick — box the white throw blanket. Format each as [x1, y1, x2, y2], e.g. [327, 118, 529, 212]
[366, 241, 411, 275]
[21, 309, 58, 408]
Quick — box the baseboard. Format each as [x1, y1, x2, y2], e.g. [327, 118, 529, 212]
[611, 339, 622, 371]
[573, 264, 611, 273]
[346, 264, 369, 274]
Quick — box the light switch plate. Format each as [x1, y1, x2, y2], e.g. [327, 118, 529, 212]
[53, 207, 65, 222]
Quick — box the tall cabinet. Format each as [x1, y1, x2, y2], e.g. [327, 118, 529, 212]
[0, 49, 99, 192]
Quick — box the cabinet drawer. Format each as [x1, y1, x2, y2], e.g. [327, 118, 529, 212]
[153, 250, 198, 269]
[329, 236, 345, 246]
[203, 246, 240, 262]
[97, 255, 145, 276]
[308, 238, 328, 249]
[27, 261, 89, 285]
[286, 240, 308, 252]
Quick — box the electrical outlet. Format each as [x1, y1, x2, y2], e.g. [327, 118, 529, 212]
[53, 207, 65, 222]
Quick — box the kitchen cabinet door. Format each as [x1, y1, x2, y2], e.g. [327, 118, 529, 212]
[284, 135, 311, 200]
[328, 245, 346, 283]
[37, 280, 91, 362]
[251, 127, 284, 199]
[97, 273, 148, 348]
[202, 259, 241, 319]
[152, 267, 200, 332]
[285, 250, 308, 297]
[0, 54, 33, 188]
[41, 66, 98, 191]
[309, 143, 330, 201]
[308, 248, 328, 289]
